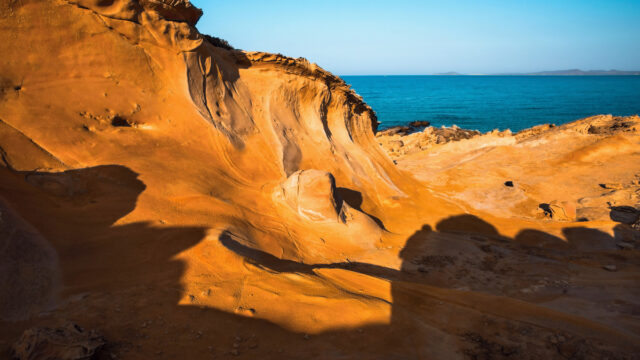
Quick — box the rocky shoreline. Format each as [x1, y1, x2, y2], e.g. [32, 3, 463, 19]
[378, 114, 640, 225]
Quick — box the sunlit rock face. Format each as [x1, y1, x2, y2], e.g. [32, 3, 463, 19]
[1, 1, 639, 359]
[280, 170, 341, 223]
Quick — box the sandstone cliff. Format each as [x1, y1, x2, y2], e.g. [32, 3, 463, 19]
[1, 1, 638, 359]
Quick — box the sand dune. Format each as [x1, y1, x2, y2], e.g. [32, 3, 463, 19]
[1, 1, 639, 359]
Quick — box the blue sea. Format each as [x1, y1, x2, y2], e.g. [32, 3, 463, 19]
[342, 76, 640, 132]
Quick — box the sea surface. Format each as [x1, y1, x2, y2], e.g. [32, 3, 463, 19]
[341, 75, 640, 132]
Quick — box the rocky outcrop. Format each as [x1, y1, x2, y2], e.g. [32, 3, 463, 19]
[276, 169, 383, 237]
[0, 0, 400, 265]
[377, 124, 509, 158]
[1, 2, 639, 359]
[376, 121, 430, 136]
[380, 115, 640, 222]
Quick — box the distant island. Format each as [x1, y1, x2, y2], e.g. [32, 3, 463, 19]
[433, 71, 464, 76]
[435, 69, 640, 76]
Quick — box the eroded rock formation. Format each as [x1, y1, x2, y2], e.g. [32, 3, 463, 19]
[378, 115, 640, 222]
[0, 1, 638, 359]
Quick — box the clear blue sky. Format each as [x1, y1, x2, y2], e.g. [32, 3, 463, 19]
[191, 0, 640, 75]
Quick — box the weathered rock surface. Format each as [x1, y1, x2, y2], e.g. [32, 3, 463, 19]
[377, 124, 501, 157]
[380, 115, 640, 222]
[279, 170, 341, 223]
[12, 323, 104, 360]
[0, 200, 60, 321]
[0, 1, 639, 359]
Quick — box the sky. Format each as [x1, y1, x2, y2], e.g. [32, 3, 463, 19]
[191, 0, 640, 75]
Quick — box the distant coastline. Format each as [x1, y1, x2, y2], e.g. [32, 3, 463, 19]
[433, 69, 640, 76]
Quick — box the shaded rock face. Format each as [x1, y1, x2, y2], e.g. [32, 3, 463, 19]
[0, 200, 60, 321]
[609, 206, 639, 225]
[12, 323, 104, 360]
[376, 121, 431, 137]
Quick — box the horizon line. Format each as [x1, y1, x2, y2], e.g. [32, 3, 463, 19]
[338, 69, 640, 77]
[339, 73, 640, 77]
